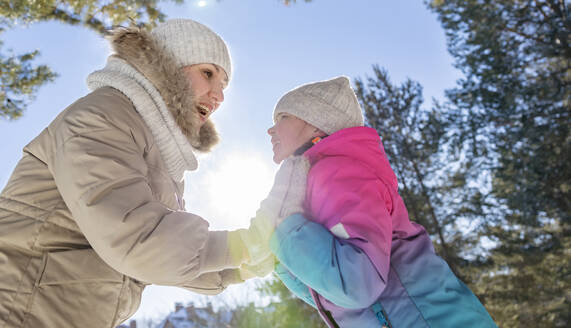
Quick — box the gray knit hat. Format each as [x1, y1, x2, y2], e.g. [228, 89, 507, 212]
[273, 76, 364, 135]
[151, 19, 232, 81]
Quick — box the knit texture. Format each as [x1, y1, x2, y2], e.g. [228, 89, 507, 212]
[239, 156, 310, 267]
[151, 19, 232, 80]
[87, 57, 198, 182]
[274, 76, 364, 135]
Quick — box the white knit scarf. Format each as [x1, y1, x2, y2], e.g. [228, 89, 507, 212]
[87, 57, 198, 182]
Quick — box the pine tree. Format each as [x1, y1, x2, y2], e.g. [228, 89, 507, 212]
[0, 0, 177, 119]
[427, 1, 570, 326]
[260, 278, 324, 328]
[231, 277, 323, 327]
[0, 29, 56, 120]
[354, 66, 480, 278]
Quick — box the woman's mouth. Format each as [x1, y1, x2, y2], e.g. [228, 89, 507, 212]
[197, 104, 212, 120]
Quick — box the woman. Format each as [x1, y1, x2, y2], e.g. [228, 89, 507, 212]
[0, 19, 302, 327]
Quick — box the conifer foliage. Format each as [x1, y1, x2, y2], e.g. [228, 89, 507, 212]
[0, 0, 176, 119]
[354, 1, 569, 326]
[427, 1, 569, 326]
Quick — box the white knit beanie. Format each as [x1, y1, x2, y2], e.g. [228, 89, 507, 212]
[273, 76, 364, 135]
[151, 19, 232, 81]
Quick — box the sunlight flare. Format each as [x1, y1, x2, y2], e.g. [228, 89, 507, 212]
[186, 152, 276, 230]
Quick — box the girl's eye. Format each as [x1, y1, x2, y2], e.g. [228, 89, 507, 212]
[203, 70, 213, 78]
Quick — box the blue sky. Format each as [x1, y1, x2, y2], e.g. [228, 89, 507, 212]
[0, 0, 461, 323]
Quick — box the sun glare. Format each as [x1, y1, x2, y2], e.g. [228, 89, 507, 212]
[186, 152, 276, 231]
[197, 1, 207, 7]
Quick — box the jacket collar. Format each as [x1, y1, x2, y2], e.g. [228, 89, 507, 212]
[305, 126, 398, 190]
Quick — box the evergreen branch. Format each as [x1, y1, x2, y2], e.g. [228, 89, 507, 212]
[533, 0, 551, 22]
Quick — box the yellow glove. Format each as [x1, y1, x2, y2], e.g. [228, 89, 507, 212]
[239, 254, 276, 280]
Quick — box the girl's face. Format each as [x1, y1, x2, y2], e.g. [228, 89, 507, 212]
[182, 63, 229, 126]
[267, 113, 322, 164]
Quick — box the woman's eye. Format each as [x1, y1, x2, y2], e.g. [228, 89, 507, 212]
[203, 70, 213, 78]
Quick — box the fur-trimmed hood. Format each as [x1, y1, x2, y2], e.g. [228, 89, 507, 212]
[105, 26, 219, 152]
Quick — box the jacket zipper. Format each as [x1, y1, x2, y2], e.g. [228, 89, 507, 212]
[372, 302, 393, 328]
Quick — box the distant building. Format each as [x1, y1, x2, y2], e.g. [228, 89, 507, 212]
[116, 320, 137, 328]
[156, 302, 233, 328]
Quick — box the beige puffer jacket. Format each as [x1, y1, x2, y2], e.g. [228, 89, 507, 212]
[0, 27, 246, 328]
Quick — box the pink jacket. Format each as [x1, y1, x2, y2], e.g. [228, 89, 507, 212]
[271, 126, 496, 327]
[304, 126, 419, 278]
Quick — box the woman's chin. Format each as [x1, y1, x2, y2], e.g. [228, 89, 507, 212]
[272, 155, 282, 164]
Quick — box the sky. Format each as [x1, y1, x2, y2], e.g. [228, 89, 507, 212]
[0, 0, 462, 324]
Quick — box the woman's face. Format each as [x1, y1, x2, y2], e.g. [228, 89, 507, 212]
[182, 63, 228, 126]
[267, 113, 321, 164]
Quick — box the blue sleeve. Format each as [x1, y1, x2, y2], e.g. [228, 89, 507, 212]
[270, 214, 385, 309]
[274, 262, 316, 308]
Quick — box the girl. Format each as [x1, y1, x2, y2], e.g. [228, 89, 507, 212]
[265, 76, 497, 327]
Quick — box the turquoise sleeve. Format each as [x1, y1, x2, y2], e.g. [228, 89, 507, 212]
[274, 262, 316, 308]
[270, 214, 384, 309]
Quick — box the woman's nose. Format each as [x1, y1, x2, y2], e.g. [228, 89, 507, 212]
[267, 126, 275, 135]
[210, 85, 224, 104]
